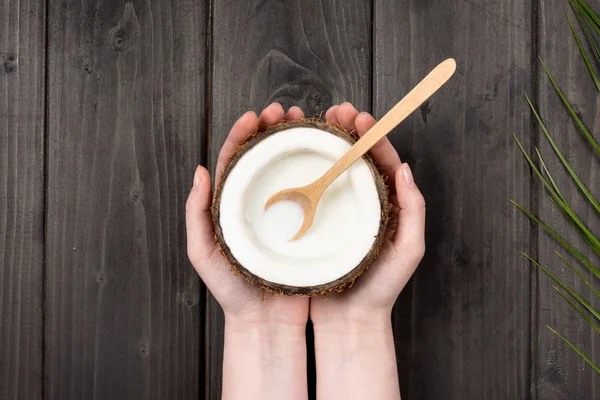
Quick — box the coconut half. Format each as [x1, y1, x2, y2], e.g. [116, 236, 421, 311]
[212, 120, 389, 296]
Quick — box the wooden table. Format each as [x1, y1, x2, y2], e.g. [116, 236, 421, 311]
[1, 0, 599, 398]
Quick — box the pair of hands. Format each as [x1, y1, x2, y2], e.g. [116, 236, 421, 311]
[186, 101, 425, 329]
[185, 102, 425, 398]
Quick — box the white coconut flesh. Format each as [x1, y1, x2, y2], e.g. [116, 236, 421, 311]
[218, 127, 382, 287]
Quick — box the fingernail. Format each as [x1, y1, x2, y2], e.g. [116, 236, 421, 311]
[403, 164, 414, 187]
[270, 102, 282, 109]
[193, 166, 202, 188]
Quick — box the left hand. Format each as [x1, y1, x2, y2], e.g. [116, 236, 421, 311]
[307, 102, 425, 399]
[310, 102, 426, 331]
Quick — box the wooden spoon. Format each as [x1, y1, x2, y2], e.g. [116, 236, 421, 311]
[265, 58, 457, 241]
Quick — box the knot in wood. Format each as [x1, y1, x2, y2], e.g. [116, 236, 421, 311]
[139, 342, 150, 357]
[130, 189, 143, 203]
[181, 292, 195, 308]
[111, 33, 128, 53]
[2, 55, 17, 74]
[305, 90, 332, 117]
[109, 3, 139, 53]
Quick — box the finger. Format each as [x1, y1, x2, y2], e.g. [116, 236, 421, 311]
[325, 105, 339, 124]
[392, 163, 426, 265]
[355, 112, 402, 182]
[336, 102, 360, 132]
[186, 166, 216, 271]
[215, 111, 259, 185]
[258, 102, 285, 131]
[185, 167, 250, 296]
[284, 106, 304, 121]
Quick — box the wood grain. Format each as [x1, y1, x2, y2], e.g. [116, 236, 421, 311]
[0, 0, 46, 399]
[374, 1, 533, 398]
[534, 1, 600, 398]
[2, 0, 599, 397]
[208, 0, 372, 397]
[45, 1, 207, 398]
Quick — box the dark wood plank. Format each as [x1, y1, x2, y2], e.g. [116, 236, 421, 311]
[374, 1, 533, 398]
[0, 0, 46, 399]
[208, 1, 372, 397]
[372, 3, 414, 394]
[534, 1, 600, 398]
[46, 1, 207, 398]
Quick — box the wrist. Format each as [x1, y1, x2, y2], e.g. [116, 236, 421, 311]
[224, 315, 307, 360]
[313, 312, 392, 358]
[225, 314, 307, 337]
[312, 313, 399, 399]
[223, 314, 308, 399]
[312, 309, 391, 336]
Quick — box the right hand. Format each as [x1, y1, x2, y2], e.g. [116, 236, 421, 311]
[186, 103, 310, 329]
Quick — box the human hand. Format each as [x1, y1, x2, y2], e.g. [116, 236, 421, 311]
[186, 103, 311, 399]
[310, 102, 426, 329]
[309, 102, 426, 400]
[185, 102, 309, 330]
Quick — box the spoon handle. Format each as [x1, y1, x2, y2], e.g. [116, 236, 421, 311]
[317, 58, 456, 190]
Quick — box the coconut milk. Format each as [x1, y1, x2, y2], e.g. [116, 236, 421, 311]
[218, 127, 381, 286]
[247, 200, 304, 245]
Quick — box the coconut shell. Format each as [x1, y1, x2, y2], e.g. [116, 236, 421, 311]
[212, 119, 389, 296]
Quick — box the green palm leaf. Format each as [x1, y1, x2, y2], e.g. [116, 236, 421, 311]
[569, 0, 600, 63]
[547, 326, 600, 374]
[535, 148, 567, 204]
[522, 253, 600, 322]
[573, 0, 600, 34]
[553, 286, 600, 335]
[511, 200, 600, 278]
[555, 252, 600, 300]
[512, 0, 600, 377]
[566, 11, 600, 90]
[540, 58, 600, 156]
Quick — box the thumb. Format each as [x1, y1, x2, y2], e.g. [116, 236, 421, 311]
[392, 163, 426, 265]
[186, 166, 216, 271]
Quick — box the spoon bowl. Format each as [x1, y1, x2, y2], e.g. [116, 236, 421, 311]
[264, 186, 315, 241]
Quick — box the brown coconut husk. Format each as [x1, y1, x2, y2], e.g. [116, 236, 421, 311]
[212, 119, 390, 296]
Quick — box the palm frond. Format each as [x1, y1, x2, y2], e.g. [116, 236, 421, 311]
[540, 58, 600, 156]
[513, 0, 600, 377]
[547, 326, 600, 374]
[523, 253, 600, 322]
[553, 286, 600, 335]
[535, 148, 567, 204]
[511, 201, 600, 278]
[573, 0, 600, 35]
[566, 11, 600, 90]
[513, 134, 565, 202]
[524, 97, 600, 255]
[555, 252, 600, 300]
[570, 0, 600, 63]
